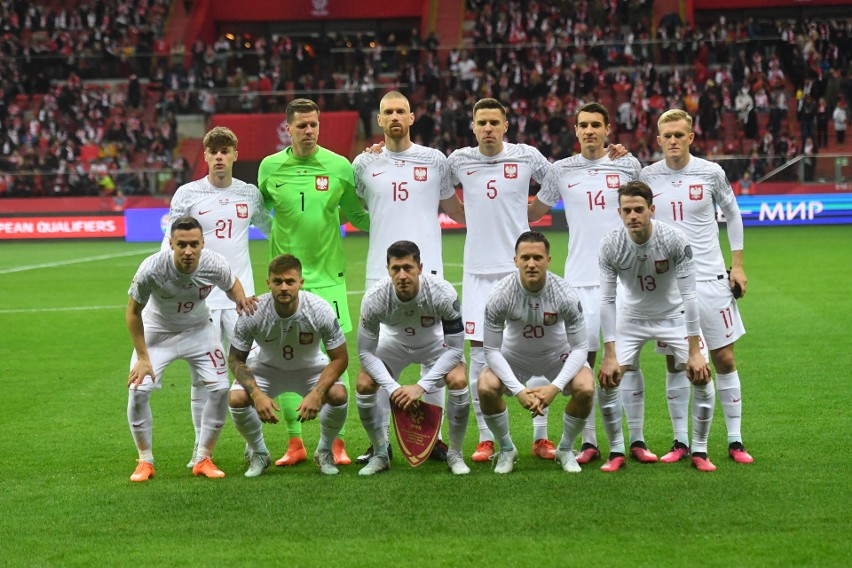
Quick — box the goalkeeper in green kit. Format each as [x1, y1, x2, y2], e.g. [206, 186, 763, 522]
[257, 98, 370, 466]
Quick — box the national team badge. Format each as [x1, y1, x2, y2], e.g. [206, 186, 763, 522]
[413, 167, 428, 181]
[543, 312, 557, 326]
[504, 164, 518, 179]
[235, 203, 248, 218]
[299, 332, 314, 345]
[689, 185, 703, 200]
[315, 176, 329, 191]
[606, 174, 620, 188]
[392, 402, 443, 467]
[199, 285, 212, 299]
[421, 316, 435, 327]
[465, 321, 475, 335]
[655, 260, 670, 274]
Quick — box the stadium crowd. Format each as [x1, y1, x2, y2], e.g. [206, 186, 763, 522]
[1, 0, 850, 197]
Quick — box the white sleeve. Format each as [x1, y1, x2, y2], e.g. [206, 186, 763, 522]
[417, 331, 464, 393]
[600, 278, 617, 344]
[357, 326, 401, 394]
[676, 271, 701, 337]
[483, 327, 526, 396]
[720, 198, 744, 252]
[552, 328, 589, 391]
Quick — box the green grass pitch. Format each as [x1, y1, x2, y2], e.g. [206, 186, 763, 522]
[0, 226, 849, 566]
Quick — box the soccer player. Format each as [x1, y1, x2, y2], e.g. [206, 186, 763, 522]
[446, 98, 556, 463]
[228, 254, 349, 477]
[162, 126, 272, 469]
[640, 109, 753, 464]
[352, 91, 466, 465]
[356, 240, 470, 476]
[528, 102, 651, 465]
[258, 98, 370, 467]
[126, 216, 256, 482]
[597, 181, 716, 472]
[477, 231, 594, 474]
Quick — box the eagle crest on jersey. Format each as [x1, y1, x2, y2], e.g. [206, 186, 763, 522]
[315, 176, 329, 191]
[414, 167, 428, 181]
[606, 174, 621, 188]
[421, 316, 435, 327]
[299, 332, 314, 345]
[199, 285, 213, 299]
[504, 164, 518, 178]
[655, 259, 670, 274]
[543, 312, 557, 326]
[236, 203, 248, 218]
[689, 184, 704, 200]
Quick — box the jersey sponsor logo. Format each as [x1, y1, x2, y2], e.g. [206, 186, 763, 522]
[420, 316, 435, 327]
[654, 260, 670, 274]
[199, 285, 213, 299]
[236, 203, 248, 219]
[606, 174, 620, 189]
[198, 209, 213, 215]
[299, 332, 314, 345]
[543, 312, 557, 326]
[371, 171, 385, 177]
[504, 164, 518, 179]
[689, 185, 704, 200]
[413, 167, 428, 181]
[465, 321, 476, 335]
[315, 176, 329, 191]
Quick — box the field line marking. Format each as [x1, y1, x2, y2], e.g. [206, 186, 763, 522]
[0, 248, 155, 275]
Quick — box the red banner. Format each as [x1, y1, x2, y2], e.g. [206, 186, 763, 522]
[210, 112, 359, 162]
[391, 401, 443, 467]
[0, 216, 125, 239]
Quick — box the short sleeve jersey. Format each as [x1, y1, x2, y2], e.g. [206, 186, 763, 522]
[537, 154, 641, 286]
[640, 156, 739, 280]
[258, 146, 363, 287]
[448, 143, 551, 275]
[359, 274, 461, 348]
[598, 220, 695, 320]
[353, 144, 454, 283]
[162, 177, 271, 309]
[484, 271, 585, 356]
[128, 249, 235, 333]
[231, 291, 345, 372]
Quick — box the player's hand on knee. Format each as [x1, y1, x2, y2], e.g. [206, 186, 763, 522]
[128, 360, 155, 388]
[391, 385, 424, 411]
[296, 391, 322, 422]
[253, 392, 280, 423]
[517, 389, 544, 417]
[527, 384, 560, 408]
[598, 360, 622, 389]
[686, 356, 712, 385]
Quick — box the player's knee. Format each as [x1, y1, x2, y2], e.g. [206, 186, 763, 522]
[228, 390, 251, 408]
[325, 384, 348, 406]
[445, 364, 468, 390]
[710, 346, 736, 374]
[572, 373, 595, 404]
[356, 369, 378, 394]
[477, 369, 501, 401]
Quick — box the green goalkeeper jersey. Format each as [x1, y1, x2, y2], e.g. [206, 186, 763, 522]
[258, 146, 370, 288]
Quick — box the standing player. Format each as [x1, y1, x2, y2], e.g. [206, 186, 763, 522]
[477, 231, 595, 474]
[528, 102, 652, 465]
[126, 216, 255, 482]
[597, 181, 716, 472]
[356, 241, 470, 476]
[640, 109, 753, 464]
[352, 91, 466, 465]
[228, 255, 349, 477]
[446, 98, 556, 463]
[162, 126, 272, 469]
[258, 98, 371, 467]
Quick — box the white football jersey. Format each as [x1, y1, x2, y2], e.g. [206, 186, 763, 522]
[537, 154, 641, 286]
[359, 274, 462, 348]
[231, 291, 345, 371]
[448, 143, 551, 275]
[484, 271, 585, 355]
[162, 177, 271, 309]
[640, 157, 739, 280]
[129, 249, 235, 333]
[598, 220, 695, 320]
[353, 145, 454, 283]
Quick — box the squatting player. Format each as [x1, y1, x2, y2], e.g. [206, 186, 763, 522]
[356, 241, 470, 476]
[126, 216, 255, 482]
[228, 255, 349, 477]
[477, 231, 595, 475]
